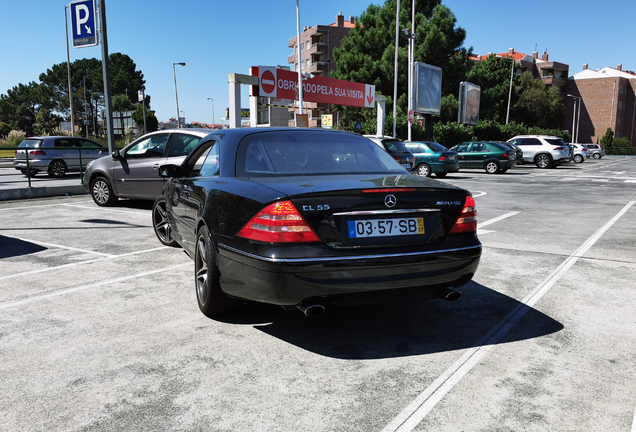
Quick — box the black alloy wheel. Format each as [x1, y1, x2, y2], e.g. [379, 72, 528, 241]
[48, 160, 67, 177]
[535, 154, 552, 169]
[195, 225, 241, 317]
[485, 161, 499, 174]
[91, 176, 117, 206]
[416, 163, 431, 177]
[152, 198, 178, 247]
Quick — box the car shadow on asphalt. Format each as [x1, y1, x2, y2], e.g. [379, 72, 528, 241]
[0, 234, 47, 258]
[213, 281, 563, 360]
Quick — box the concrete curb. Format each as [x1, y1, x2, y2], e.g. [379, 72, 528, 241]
[0, 185, 87, 201]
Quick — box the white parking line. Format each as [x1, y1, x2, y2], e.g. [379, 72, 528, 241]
[382, 200, 636, 432]
[10, 236, 116, 257]
[472, 191, 487, 198]
[631, 404, 636, 432]
[0, 263, 191, 310]
[0, 246, 170, 281]
[478, 211, 519, 228]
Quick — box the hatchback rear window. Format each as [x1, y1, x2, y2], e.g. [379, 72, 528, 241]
[382, 140, 410, 153]
[238, 131, 405, 176]
[425, 142, 448, 153]
[18, 139, 43, 148]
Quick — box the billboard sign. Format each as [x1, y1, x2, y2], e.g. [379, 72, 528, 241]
[458, 81, 481, 125]
[414, 62, 442, 115]
[252, 66, 375, 108]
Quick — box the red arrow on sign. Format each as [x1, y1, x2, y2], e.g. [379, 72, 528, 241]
[366, 86, 374, 106]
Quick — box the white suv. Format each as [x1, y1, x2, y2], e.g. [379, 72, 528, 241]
[506, 135, 571, 168]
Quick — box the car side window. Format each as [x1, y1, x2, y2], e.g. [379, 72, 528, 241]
[168, 133, 201, 156]
[77, 139, 103, 149]
[469, 143, 486, 152]
[454, 143, 468, 153]
[55, 139, 73, 148]
[198, 142, 220, 177]
[126, 134, 169, 158]
[519, 138, 541, 146]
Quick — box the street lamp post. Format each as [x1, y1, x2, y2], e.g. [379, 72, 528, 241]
[566, 94, 581, 143]
[506, 57, 515, 124]
[207, 97, 215, 128]
[173, 62, 186, 128]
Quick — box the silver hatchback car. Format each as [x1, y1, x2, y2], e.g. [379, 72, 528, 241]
[13, 136, 107, 177]
[83, 129, 211, 206]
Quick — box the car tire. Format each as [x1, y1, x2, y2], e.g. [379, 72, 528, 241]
[535, 154, 552, 169]
[195, 225, 242, 317]
[485, 161, 499, 174]
[48, 160, 67, 177]
[152, 198, 179, 247]
[593, 153, 601, 159]
[416, 163, 431, 177]
[91, 176, 117, 206]
[435, 172, 447, 178]
[573, 154, 583, 163]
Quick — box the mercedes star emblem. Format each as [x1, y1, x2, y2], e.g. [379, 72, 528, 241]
[384, 194, 397, 208]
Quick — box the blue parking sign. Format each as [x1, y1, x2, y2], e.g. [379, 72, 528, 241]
[70, 0, 98, 48]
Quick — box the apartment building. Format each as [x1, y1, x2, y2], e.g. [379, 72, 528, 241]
[287, 12, 356, 127]
[564, 65, 636, 145]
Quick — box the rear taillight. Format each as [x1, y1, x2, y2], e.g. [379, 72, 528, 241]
[29, 150, 47, 156]
[553, 147, 565, 150]
[450, 196, 477, 234]
[237, 200, 320, 243]
[439, 155, 447, 161]
[502, 152, 508, 158]
[392, 156, 401, 162]
[362, 188, 416, 193]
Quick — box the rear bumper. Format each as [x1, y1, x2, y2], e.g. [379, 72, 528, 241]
[216, 243, 482, 306]
[13, 160, 48, 171]
[432, 162, 460, 174]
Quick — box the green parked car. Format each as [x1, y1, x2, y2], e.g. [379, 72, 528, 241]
[450, 141, 517, 174]
[405, 141, 460, 177]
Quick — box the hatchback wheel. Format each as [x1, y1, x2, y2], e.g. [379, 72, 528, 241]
[535, 154, 552, 169]
[91, 176, 117, 206]
[593, 153, 601, 159]
[485, 161, 499, 174]
[416, 163, 431, 177]
[152, 198, 178, 247]
[48, 160, 67, 177]
[573, 154, 583, 163]
[195, 225, 242, 317]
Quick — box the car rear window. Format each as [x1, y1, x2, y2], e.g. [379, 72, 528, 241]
[382, 140, 410, 153]
[545, 138, 567, 146]
[238, 131, 405, 176]
[18, 139, 43, 148]
[425, 142, 447, 153]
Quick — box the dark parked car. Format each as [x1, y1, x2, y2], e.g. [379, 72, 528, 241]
[363, 135, 415, 171]
[404, 141, 460, 177]
[83, 129, 210, 206]
[153, 128, 481, 318]
[450, 141, 517, 173]
[14, 136, 107, 177]
[497, 141, 523, 165]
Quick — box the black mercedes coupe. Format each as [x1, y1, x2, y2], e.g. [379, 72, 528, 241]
[152, 128, 481, 318]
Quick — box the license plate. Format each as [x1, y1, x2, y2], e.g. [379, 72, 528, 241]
[347, 217, 424, 238]
[401, 164, 412, 169]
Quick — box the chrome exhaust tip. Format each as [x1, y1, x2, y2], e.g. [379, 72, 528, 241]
[296, 303, 326, 317]
[439, 287, 462, 302]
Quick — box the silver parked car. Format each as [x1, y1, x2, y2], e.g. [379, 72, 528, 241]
[13, 136, 107, 177]
[506, 135, 571, 168]
[83, 129, 211, 206]
[569, 144, 589, 163]
[584, 144, 605, 159]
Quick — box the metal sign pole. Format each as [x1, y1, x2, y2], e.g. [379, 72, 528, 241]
[64, 6, 76, 136]
[98, 0, 115, 155]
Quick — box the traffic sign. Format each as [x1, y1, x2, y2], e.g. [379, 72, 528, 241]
[69, 0, 98, 48]
[259, 67, 277, 98]
[408, 109, 414, 124]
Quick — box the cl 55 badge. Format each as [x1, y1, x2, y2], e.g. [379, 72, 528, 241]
[302, 204, 330, 211]
[436, 201, 462, 205]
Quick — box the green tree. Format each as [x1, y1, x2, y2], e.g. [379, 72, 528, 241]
[112, 94, 134, 111]
[465, 55, 518, 122]
[131, 105, 159, 133]
[600, 127, 614, 148]
[33, 108, 64, 136]
[511, 72, 564, 129]
[0, 82, 55, 136]
[0, 121, 11, 137]
[331, 0, 471, 134]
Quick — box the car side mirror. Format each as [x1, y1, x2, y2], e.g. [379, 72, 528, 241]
[158, 164, 182, 178]
[112, 150, 122, 160]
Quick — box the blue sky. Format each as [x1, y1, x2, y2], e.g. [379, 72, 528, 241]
[1, 0, 634, 125]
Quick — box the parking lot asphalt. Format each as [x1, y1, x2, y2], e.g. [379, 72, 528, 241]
[1, 156, 635, 431]
[0, 159, 87, 201]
